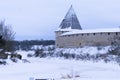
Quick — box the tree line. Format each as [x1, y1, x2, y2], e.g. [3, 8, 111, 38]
[14, 40, 55, 50]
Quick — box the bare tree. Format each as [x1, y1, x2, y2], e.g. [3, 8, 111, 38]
[0, 20, 15, 52]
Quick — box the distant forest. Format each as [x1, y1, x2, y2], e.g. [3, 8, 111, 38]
[14, 40, 55, 50]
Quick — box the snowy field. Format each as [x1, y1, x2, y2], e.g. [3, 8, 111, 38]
[0, 51, 120, 80]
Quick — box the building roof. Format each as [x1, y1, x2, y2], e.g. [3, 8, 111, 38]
[59, 5, 82, 30]
[61, 28, 120, 36]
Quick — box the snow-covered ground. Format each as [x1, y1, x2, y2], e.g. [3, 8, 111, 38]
[0, 56, 120, 80]
[0, 46, 120, 80]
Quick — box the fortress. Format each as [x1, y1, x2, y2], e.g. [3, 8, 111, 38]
[55, 6, 120, 48]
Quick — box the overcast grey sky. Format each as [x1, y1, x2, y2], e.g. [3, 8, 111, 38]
[0, 0, 120, 40]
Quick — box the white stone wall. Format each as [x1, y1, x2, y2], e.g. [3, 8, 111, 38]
[55, 31, 120, 48]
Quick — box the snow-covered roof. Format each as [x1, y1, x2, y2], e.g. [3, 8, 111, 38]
[61, 28, 120, 36]
[59, 5, 82, 30]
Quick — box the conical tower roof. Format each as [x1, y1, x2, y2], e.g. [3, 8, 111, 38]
[59, 5, 82, 30]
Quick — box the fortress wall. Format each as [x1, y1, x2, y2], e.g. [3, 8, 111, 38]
[56, 32, 120, 48]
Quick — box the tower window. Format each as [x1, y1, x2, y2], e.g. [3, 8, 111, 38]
[68, 35, 70, 37]
[93, 33, 96, 35]
[116, 32, 118, 35]
[79, 43, 81, 46]
[108, 33, 110, 35]
[76, 34, 79, 36]
[87, 33, 89, 36]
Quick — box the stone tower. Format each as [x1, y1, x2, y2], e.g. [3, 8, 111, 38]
[55, 5, 82, 47]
